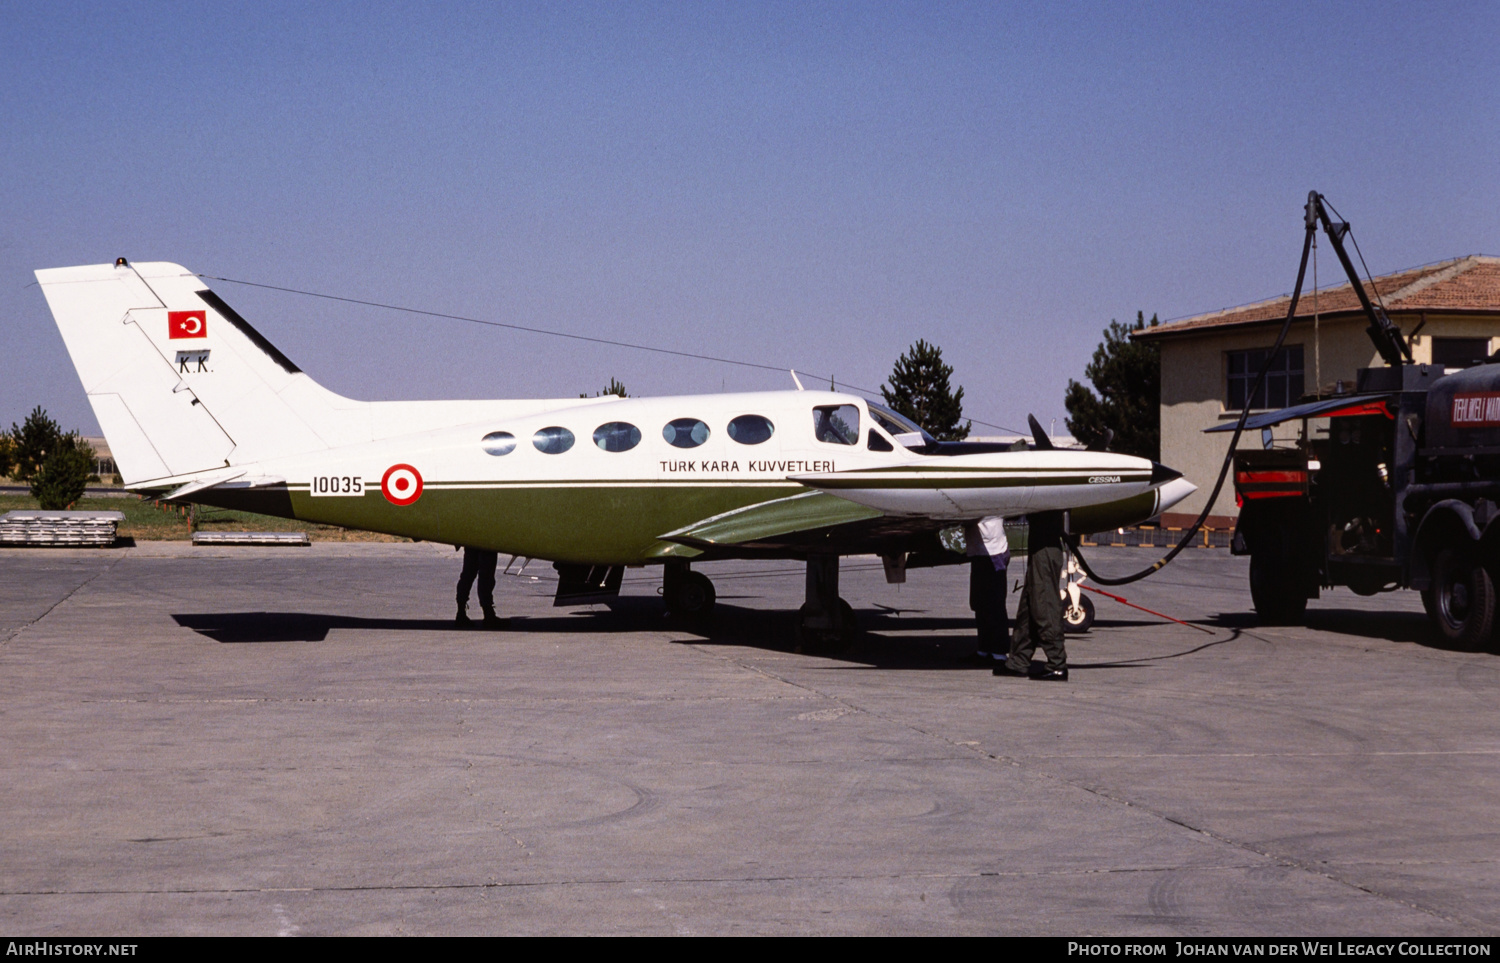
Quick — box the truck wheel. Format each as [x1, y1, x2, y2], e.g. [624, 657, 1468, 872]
[1249, 551, 1307, 625]
[1420, 586, 1437, 621]
[1429, 548, 1496, 651]
[1063, 593, 1095, 634]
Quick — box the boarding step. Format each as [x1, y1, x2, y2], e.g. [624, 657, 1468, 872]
[0, 510, 125, 547]
[193, 531, 310, 546]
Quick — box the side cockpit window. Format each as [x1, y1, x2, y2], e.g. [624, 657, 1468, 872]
[813, 404, 860, 445]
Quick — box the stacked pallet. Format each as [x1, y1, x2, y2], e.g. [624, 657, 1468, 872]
[0, 511, 125, 547]
[193, 531, 310, 546]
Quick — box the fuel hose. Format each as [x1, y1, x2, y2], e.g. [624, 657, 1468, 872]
[1073, 198, 1320, 586]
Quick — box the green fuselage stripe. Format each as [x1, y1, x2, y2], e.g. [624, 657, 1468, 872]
[282, 483, 803, 565]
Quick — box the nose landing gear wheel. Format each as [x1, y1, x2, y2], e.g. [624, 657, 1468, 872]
[1063, 593, 1095, 634]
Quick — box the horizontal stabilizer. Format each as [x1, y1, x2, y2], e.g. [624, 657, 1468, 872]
[163, 470, 247, 501]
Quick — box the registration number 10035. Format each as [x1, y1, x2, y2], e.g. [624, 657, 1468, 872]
[309, 475, 364, 496]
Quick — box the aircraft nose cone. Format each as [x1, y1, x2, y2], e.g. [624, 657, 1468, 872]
[1150, 462, 1183, 485]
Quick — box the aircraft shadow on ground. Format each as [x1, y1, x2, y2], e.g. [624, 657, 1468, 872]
[173, 597, 780, 645]
[170, 598, 1248, 670]
[173, 612, 460, 643]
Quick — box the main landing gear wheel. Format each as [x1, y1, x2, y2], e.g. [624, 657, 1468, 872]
[795, 554, 858, 653]
[665, 568, 716, 627]
[1063, 593, 1095, 634]
[1429, 548, 1496, 652]
[796, 598, 858, 653]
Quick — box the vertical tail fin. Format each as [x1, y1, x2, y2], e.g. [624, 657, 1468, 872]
[35, 261, 367, 485]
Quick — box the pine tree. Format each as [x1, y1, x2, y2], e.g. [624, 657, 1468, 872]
[10, 406, 62, 484]
[881, 340, 970, 441]
[1063, 311, 1160, 460]
[31, 433, 94, 510]
[581, 379, 628, 399]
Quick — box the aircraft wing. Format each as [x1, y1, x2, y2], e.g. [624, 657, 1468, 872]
[654, 490, 955, 561]
[659, 491, 883, 549]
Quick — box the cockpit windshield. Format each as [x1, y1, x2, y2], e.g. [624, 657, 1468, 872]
[867, 402, 936, 449]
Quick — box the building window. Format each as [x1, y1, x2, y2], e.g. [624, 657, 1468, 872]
[1432, 338, 1491, 370]
[1227, 345, 1304, 410]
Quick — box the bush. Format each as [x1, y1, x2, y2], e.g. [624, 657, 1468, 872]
[31, 434, 95, 510]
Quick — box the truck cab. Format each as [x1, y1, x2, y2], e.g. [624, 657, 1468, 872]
[1226, 362, 1500, 652]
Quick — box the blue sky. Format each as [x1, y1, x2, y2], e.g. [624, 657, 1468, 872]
[4, 1, 1497, 438]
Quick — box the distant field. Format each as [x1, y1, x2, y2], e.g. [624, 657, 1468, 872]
[0, 494, 409, 542]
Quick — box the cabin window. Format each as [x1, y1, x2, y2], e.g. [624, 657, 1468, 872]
[867, 429, 894, 452]
[593, 422, 641, 453]
[533, 426, 575, 454]
[813, 405, 860, 445]
[1227, 345, 1304, 410]
[727, 414, 775, 445]
[663, 418, 710, 448]
[481, 431, 516, 456]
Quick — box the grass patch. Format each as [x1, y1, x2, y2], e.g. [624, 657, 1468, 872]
[0, 494, 409, 542]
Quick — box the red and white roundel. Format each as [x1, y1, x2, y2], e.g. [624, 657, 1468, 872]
[381, 464, 423, 506]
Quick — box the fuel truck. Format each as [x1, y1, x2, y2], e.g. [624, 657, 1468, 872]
[1222, 195, 1500, 652]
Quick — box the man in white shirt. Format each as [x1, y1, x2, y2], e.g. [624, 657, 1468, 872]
[965, 516, 1011, 663]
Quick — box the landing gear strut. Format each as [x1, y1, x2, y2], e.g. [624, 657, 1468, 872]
[663, 561, 716, 626]
[1062, 550, 1095, 634]
[796, 554, 857, 651]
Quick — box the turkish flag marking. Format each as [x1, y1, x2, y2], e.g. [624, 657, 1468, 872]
[381, 464, 423, 506]
[168, 310, 207, 339]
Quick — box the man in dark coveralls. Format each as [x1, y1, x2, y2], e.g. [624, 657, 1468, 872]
[994, 510, 1068, 681]
[456, 546, 503, 628]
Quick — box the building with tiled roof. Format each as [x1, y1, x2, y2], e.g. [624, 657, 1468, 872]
[1133, 255, 1500, 525]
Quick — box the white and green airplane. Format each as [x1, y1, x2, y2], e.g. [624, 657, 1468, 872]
[35, 259, 1194, 638]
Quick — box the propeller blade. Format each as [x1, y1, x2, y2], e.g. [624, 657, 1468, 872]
[1027, 414, 1054, 451]
[1086, 429, 1114, 452]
